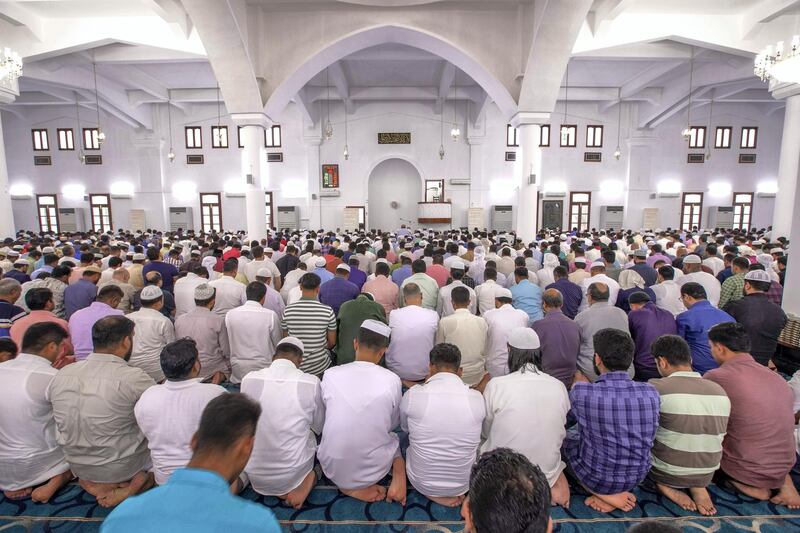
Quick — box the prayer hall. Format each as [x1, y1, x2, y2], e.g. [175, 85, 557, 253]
[1, 1, 800, 532]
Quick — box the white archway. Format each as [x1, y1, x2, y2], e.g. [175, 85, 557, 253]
[366, 157, 423, 232]
[264, 24, 518, 121]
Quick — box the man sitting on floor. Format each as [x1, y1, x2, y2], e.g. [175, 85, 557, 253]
[50, 316, 156, 507]
[648, 335, 730, 516]
[242, 337, 324, 509]
[127, 285, 176, 382]
[101, 394, 281, 532]
[318, 320, 406, 504]
[703, 322, 800, 508]
[401, 343, 485, 507]
[563, 328, 660, 514]
[0, 323, 73, 502]
[134, 338, 226, 486]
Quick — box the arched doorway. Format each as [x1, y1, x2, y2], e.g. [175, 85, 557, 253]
[367, 158, 422, 232]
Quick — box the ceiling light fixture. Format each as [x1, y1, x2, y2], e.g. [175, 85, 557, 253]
[755, 35, 800, 84]
[0, 47, 23, 83]
[682, 47, 694, 141]
[439, 97, 445, 159]
[323, 68, 334, 140]
[92, 57, 105, 144]
[560, 63, 570, 145]
[75, 97, 86, 164]
[214, 85, 224, 147]
[705, 90, 713, 161]
[166, 93, 175, 163]
[450, 69, 460, 142]
[343, 98, 349, 160]
[614, 88, 622, 160]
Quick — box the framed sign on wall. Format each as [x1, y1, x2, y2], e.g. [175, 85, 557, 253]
[322, 164, 340, 188]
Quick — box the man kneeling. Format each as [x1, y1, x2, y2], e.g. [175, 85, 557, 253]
[318, 320, 406, 504]
[50, 316, 155, 507]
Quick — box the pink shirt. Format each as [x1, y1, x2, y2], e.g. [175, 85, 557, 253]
[362, 275, 399, 317]
[10, 310, 74, 357]
[426, 264, 450, 288]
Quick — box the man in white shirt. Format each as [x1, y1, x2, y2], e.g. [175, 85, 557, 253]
[280, 264, 307, 303]
[127, 286, 176, 382]
[482, 287, 530, 379]
[242, 246, 282, 290]
[318, 320, 406, 504]
[173, 266, 209, 317]
[0, 322, 73, 502]
[134, 338, 226, 486]
[400, 343, 484, 507]
[650, 265, 686, 317]
[209, 258, 247, 317]
[242, 337, 324, 509]
[481, 328, 571, 507]
[225, 282, 281, 383]
[436, 262, 477, 317]
[386, 283, 439, 387]
[255, 268, 285, 318]
[475, 267, 500, 315]
[701, 244, 724, 277]
[579, 261, 621, 312]
[678, 255, 721, 307]
[436, 286, 488, 386]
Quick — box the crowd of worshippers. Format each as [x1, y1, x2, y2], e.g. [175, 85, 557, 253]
[0, 224, 797, 530]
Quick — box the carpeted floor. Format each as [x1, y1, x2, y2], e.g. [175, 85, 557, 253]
[2, 477, 800, 532]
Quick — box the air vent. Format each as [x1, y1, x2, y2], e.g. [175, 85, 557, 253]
[60, 208, 75, 214]
[504, 151, 516, 162]
[584, 152, 602, 162]
[267, 152, 284, 163]
[33, 155, 52, 166]
[687, 153, 705, 164]
[187, 154, 204, 165]
[278, 206, 296, 213]
[739, 154, 756, 164]
[170, 207, 187, 214]
[84, 154, 103, 165]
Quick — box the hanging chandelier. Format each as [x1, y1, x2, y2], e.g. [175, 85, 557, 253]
[614, 88, 622, 160]
[682, 47, 695, 141]
[323, 68, 334, 140]
[343, 98, 349, 160]
[450, 69, 460, 141]
[439, 98, 445, 159]
[75, 98, 86, 164]
[166, 94, 176, 163]
[92, 59, 106, 144]
[560, 63, 570, 145]
[755, 36, 800, 84]
[0, 47, 23, 83]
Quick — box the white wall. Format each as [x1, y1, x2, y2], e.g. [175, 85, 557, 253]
[367, 158, 422, 231]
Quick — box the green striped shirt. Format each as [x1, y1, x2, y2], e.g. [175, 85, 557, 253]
[282, 298, 337, 377]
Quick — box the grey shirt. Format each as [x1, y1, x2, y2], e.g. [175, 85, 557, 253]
[175, 307, 231, 379]
[573, 302, 632, 381]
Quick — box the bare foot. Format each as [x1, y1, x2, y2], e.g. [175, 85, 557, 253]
[3, 488, 33, 500]
[656, 483, 696, 512]
[31, 471, 74, 503]
[97, 471, 154, 508]
[342, 485, 387, 502]
[595, 491, 637, 512]
[689, 487, 717, 516]
[429, 495, 465, 507]
[550, 472, 571, 508]
[729, 479, 771, 501]
[386, 457, 407, 506]
[769, 475, 800, 509]
[284, 470, 316, 509]
[584, 495, 615, 513]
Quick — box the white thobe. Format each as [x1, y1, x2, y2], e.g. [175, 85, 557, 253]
[127, 307, 176, 382]
[225, 301, 281, 383]
[134, 379, 226, 485]
[386, 305, 439, 381]
[242, 359, 325, 495]
[482, 304, 531, 378]
[435, 309, 488, 386]
[209, 276, 247, 317]
[262, 283, 285, 318]
[578, 274, 621, 312]
[702, 256, 725, 277]
[678, 271, 721, 307]
[0, 354, 70, 490]
[475, 280, 499, 315]
[318, 362, 401, 489]
[481, 364, 570, 486]
[280, 269, 305, 303]
[243, 259, 280, 284]
[436, 281, 477, 317]
[651, 280, 686, 316]
[173, 272, 206, 317]
[400, 372, 485, 498]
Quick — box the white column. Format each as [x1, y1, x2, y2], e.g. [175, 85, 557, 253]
[772, 94, 800, 239]
[241, 125, 268, 242]
[305, 137, 321, 229]
[467, 118, 486, 227]
[516, 123, 542, 243]
[0, 114, 15, 237]
[133, 133, 168, 229]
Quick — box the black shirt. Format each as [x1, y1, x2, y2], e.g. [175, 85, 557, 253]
[724, 292, 787, 366]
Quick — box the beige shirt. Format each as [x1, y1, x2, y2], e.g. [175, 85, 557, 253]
[127, 264, 145, 289]
[127, 307, 176, 382]
[99, 279, 136, 313]
[435, 309, 488, 386]
[175, 307, 231, 379]
[49, 352, 155, 483]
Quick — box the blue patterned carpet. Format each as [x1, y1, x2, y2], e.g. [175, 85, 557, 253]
[2, 477, 800, 532]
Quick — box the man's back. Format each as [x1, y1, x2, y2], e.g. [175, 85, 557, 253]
[173, 273, 205, 317]
[436, 310, 487, 385]
[209, 277, 246, 316]
[574, 303, 629, 380]
[676, 302, 734, 374]
[724, 293, 787, 366]
[175, 308, 230, 379]
[69, 302, 124, 360]
[483, 304, 530, 378]
[510, 280, 543, 323]
[532, 311, 580, 387]
[335, 296, 386, 365]
[386, 305, 438, 381]
[281, 299, 336, 377]
[226, 302, 280, 383]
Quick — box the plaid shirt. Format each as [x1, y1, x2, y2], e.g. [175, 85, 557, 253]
[767, 281, 783, 306]
[718, 272, 745, 310]
[564, 371, 660, 494]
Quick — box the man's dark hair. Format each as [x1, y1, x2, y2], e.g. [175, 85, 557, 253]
[222, 258, 238, 273]
[51, 265, 71, 279]
[194, 393, 261, 454]
[411, 259, 427, 274]
[25, 287, 53, 311]
[98, 284, 124, 302]
[357, 325, 390, 350]
[161, 338, 199, 380]
[468, 448, 551, 533]
[514, 266, 528, 279]
[43, 253, 59, 265]
[146, 248, 160, 261]
[508, 346, 542, 374]
[92, 315, 135, 352]
[732, 256, 750, 271]
[80, 252, 95, 264]
[108, 256, 123, 268]
[553, 265, 568, 279]
[0, 337, 17, 358]
[587, 282, 610, 302]
[679, 282, 707, 300]
[593, 328, 634, 371]
[430, 343, 461, 372]
[299, 272, 321, 290]
[651, 335, 692, 367]
[484, 267, 497, 281]
[246, 281, 267, 302]
[451, 286, 470, 306]
[657, 265, 674, 281]
[193, 265, 209, 278]
[708, 322, 751, 353]
[21, 322, 69, 353]
[275, 343, 303, 360]
[602, 250, 616, 264]
[375, 262, 390, 276]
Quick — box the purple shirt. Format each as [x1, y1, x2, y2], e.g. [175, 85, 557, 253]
[628, 302, 677, 380]
[347, 268, 367, 290]
[391, 265, 413, 286]
[545, 279, 582, 319]
[319, 277, 360, 316]
[531, 310, 580, 387]
[142, 261, 179, 293]
[63, 279, 98, 320]
[646, 253, 672, 268]
[68, 301, 124, 359]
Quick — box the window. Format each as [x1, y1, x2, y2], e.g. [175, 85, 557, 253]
[36, 194, 59, 233]
[506, 124, 519, 147]
[237, 126, 244, 148]
[57, 128, 74, 150]
[680, 192, 703, 231]
[688, 126, 706, 149]
[265, 125, 282, 148]
[32, 129, 49, 151]
[569, 191, 591, 232]
[732, 192, 754, 231]
[211, 126, 228, 148]
[200, 193, 222, 232]
[539, 125, 550, 147]
[559, 125, 577, 147]
[740, 127, 757, 149]
[425, 179, 445, 203]
[83, 128, 100, 150]
[265, 191, 274, 229]
[185, 126, 202, 149]
[586, 125, 603, 148]
[714, 126, 731, 149]
[89, 194, 112, 233]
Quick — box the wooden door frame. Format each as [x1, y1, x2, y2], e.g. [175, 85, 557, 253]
[199, 192, 223, 233]
[89, 193, 112, 233]
[569, 191, 592, 231]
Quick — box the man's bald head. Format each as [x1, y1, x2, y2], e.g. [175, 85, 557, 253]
[542, 288, 563, 311]
[112, 269, 130, 282]
[587, 282, 610, 304]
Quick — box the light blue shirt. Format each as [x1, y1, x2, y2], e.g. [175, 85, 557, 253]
[101, 468, 281, 533]
[314, 267, 335, 285]
[510, 279, 543, 323]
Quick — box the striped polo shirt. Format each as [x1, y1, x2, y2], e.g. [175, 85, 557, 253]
[281, 297, 337, 377]
[649, 371, 731, 488]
